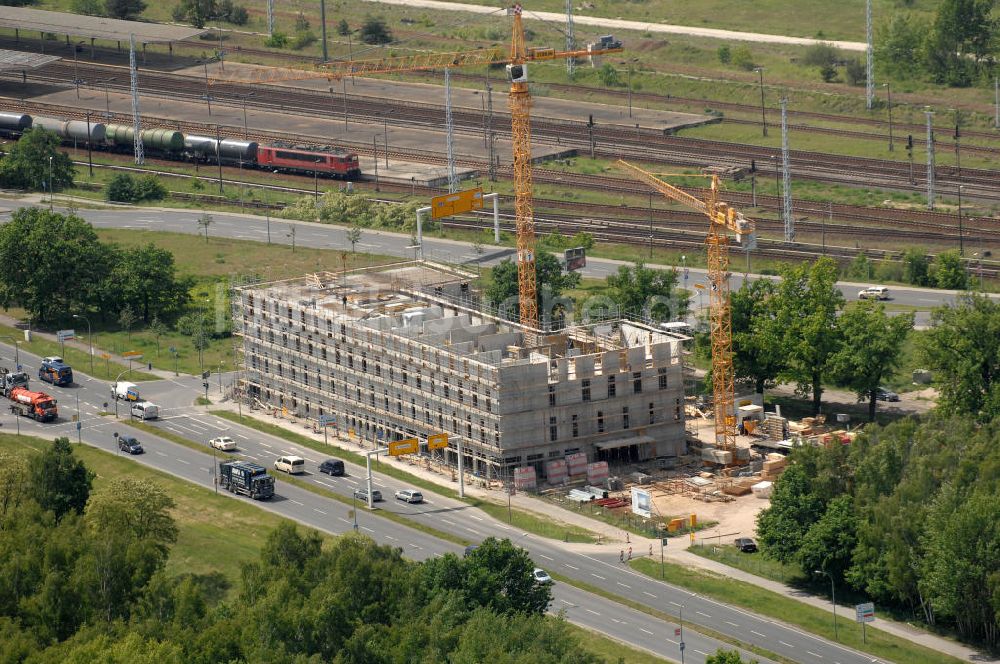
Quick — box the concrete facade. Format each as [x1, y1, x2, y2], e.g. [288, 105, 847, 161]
[233, 263, 686, 483]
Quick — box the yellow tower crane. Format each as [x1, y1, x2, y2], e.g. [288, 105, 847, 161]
[616, 160, 754, 456]
[210, 4, 623, 330]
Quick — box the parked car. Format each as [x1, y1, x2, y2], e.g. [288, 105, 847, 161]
[117, 435, 144, 455]
[210, 436, 237, 451]
[394, 489, 423, 504]
[532, 568, 553, 584]
[734, 537, 758, 553]
[858, 285, 889, 300]
[274, 455, 305, 474]
[354, 487, 383, 502]
[319, 459, 345, 476]
[876, 387, 900, 402]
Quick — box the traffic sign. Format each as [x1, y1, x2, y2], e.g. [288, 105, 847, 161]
[855, 602, 875, 623]
[76, 421, 81, 431]
[389, 438, 419, 456]
[431, 187, 484, 219]
[427, 432, 449, 450]
[168, 346, 177, 354]
[674, 627, 680, 637]
[123, 351, 143, 360]
[319, 414, 337, 426]
[56, 329, 75, 342]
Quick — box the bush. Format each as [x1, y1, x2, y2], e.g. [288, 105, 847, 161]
[717, 45, 731, 64]
[732, 45, 755, 71]
[291, 30, 316, 50]
[136, 174, 166, 201]
[844, 58, 866, 86]
[71, 0, 104, 15]
[360, 16, 392, 44]
[264, 32, 288, 48]
[820, 64, 838, 83]
[105, 173, 166, 203]
[802, 42, 840, 67]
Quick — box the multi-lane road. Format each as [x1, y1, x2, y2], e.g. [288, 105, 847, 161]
[2, 340, 892, 664]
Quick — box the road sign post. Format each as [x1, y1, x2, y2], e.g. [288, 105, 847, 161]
[855, 601, 875, 643]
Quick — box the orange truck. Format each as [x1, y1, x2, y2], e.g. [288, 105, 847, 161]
[9, 386, 58, 422]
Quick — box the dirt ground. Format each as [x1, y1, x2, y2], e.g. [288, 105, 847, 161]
[651, 489, 769, 548]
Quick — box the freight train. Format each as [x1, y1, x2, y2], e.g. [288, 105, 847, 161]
[0, 111, 361, 180]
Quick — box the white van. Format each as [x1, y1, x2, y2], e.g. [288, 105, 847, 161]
[111, 381, 140, 401]
[274, 455, 305, 474]
[130, 401, 160, 420]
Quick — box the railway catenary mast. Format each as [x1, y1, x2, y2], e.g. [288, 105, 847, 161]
[209, 4, 622, 330]
[617, 160, 754, 456]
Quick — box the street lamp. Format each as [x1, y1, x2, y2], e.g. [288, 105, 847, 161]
[754, 67, 767, 137]
[48, 155, 53, 210]
[1, 336, 21, 368]
[112, 367, 132, 419]
[241, 92, 254, 140]
[72, 314, 94, 373]
[957, 184, 965, 256]
[814, 569, 839, 639]
[883, 82, 894, 152]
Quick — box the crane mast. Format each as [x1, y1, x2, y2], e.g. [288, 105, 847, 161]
[507, 5, 538, 330]
[617, 161, 754, 455]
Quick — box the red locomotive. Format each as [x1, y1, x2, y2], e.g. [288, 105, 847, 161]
[257, 146, 361, 179]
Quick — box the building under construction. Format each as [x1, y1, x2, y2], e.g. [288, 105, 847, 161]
[232, 262, 687, 483]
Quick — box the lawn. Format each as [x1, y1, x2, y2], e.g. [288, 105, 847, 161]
[629, 557, 965, 664]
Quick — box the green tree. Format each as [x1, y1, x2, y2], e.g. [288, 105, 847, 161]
[0, 128, 75, 192]
[118, 304, 138, 340]
[706, 648, 757, 664]
[196, 213, 213, 243]
[831, 300, 913, 421]
[933, 250, 968, 290]
[731, 45, 755, 71]
[360, 15, 392, 44]
[844, 58, 866, 86]
[926, 0, 997, 85]
[27, 438, 94, 520]
[0, 208, 112, 323]
[919, 293, 1000, 421]
[756, 461, 827, 563]
[902, 247, 931, 286]
[484, 253, 579, 325]
[104, 0, 146, 19]
[606, 261, 687, 322]
[597, 62, 620, 86]
[820, 63, 838, 83]
[337, 18, 351, 36]
[148, 316, 168, 358]
[798, 495, 858, 585]
[844, 252, 873, 281]
[108, 243, 193, 323]
[876, 13, 929, 79]
[776, 257, 845, 414]
[716, 45, 731, 64]
[731, 279, 786, 393]
[346, 223, 363, 253]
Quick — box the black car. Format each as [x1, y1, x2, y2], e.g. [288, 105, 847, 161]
[118, 435, 144, 455]
[319, 459, 345, 476]
[734, 537, 758, 553]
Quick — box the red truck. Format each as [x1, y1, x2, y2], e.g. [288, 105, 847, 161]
[9, 386, 58, 422]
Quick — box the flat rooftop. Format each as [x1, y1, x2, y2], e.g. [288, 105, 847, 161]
[0, 49, 60, 72]
[242, 262, 682, 368]
[0, 8, 206, 44]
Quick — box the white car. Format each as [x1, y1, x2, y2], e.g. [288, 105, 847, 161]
[209, 436, 237, 451]
[858, 286, 889, 300]
[532, 568, 552, 584]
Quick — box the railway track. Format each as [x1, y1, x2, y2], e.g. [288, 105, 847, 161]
[7, 97, 998, 256]
[9, 60, 1000, 202]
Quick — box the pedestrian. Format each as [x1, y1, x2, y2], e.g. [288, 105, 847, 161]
[626, 531, 630, 544]
[628, 546, 632, 561]
[620, 550, 624, 563]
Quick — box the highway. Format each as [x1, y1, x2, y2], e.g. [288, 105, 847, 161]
[1, 340, 890, 664]
[0, 201, 966, 327]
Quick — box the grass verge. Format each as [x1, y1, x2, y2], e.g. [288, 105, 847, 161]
[629, 558, 965, 664]
[561, 621, 672, 664]
[549, 570, 793, 664]
[211, 410, 600, 543]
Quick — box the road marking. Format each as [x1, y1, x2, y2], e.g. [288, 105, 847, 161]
[610, 618, 621, 624]
[338, 517, 350, 524]
[259, 442, 272, 448]
[751, 630, 766, 637]
[441, 518, 456, 525]
[726, 621, 739, 627]
[617, 582, 631, 589]
[385, 535, 396, 541]
[235, 433, 249, 440]
[779, 641, 794, 648]
[565, 564, 579, 570]
[666, 639, 678, 645]
[591, 574, 606, 580]
[469, 515, 483, 521]
[643, 592, 657, 599]
[155, 451, 167, 457]
[639, 628, 653, 635]
[696, 611, 711, 618]
[466, 528, 480, 535]
[176, 458, 190, 465]
[695, 650, 709, 657]
[539, 554, 554, 561]
[409, 543, 422, 549]
[559, 599, 573, 606]
[807, 651, 822, 658]
[313, 508, 327, 515]
[585, 609, 600, 616]
[290, 499, 303, 506]
[669, 601, 682, 607]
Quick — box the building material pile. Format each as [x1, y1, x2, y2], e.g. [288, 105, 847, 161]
[761, 453, 787, 481]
